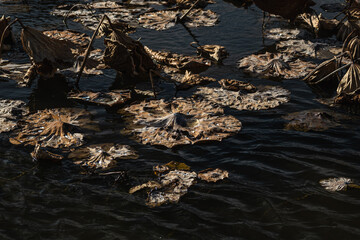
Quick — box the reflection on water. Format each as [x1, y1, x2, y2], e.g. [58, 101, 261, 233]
[1, 0, 360, 239]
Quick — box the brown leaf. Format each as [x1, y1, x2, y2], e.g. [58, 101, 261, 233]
[198, 168, 229, 182]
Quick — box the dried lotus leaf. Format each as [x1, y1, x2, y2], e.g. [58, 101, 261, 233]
[176, 71, 216, 90]
[138, 9, 218, 31]
[343, 36, 360, 60]
[129, 181, 162, 194]
[337, 63, 360, 95]
[69, 144, 137, 169]
[153, 161, 191, 175]
[196, 44, 228, 63]
[320, 177, 353, 192]
[303, 58, 339, 85]
[298, 13, 339, 37]
[218, 79, 256, 92]
[284, 110, 340, 132]
[125, 98, 241, 148]
[276, 40, 317, 58]
[198, 168, 229, 182]
[265, 28, 305, 41]
[0, 99, 28, 133]
[196, 86, 290, 111]
[238, 52, 315, 79]
[30, 144, 64, 162]
[144, 46, 211, 73]
[10, 108, 96, 149]
[68, 90, 132, 107]
[43, 30, 90, 54]
[337, 21, 355, 42]
[334, 91, 360, 104]
[21, 26, 76, 78]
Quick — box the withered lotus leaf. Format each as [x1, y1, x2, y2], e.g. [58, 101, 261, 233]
[334, 91, 360, 104]
[238, 52, 315, 79]
[303, 58, 339, 85]
[218, 79, 257, 92]
[69, 144, 138, 169]
[196, 44, 228, 63]
[284, 110, 340, 132]
[176, 71, 217, 90]
[103, 29, 155, 79]
[30, 144, 64, 162]
[320, 177, 353, 192]
[144, 46, 211, 73]
[0, 99, 28, 133]
[337, 21, 354, 42]
[253, 0, 315, 21]
[153, 161, 191, 175]
[265, 28, 304, 41]
[10, 108, 96, 149]
[298, 13, 339, 37]
[197, 168, 229, 182]
[68, 90, 132, 107]
[343, 36, 360, 61]
[196, 86, 290, 111]
[21, 26, 76, 78]
[131, 170, 197, 207]
[138, 9, 218, 31]
[337, 63, 360, 95]
[276, 40, 317, 58]
[43, 30, 90, 55]
[125, 98, 242, 148]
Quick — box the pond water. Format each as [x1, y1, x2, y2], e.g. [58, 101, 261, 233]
[1, 0, 360, 239]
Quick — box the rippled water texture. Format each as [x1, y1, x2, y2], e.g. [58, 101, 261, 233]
[1, 0, 360, 239]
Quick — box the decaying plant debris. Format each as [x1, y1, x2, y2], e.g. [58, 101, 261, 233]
[284, 110, 341, 132]
[130, 161, 229, 207]
[138, 9, 218, 31]
[264, 27, 306, 41]
[0, 15, 14, 51]
[218, 79, 257, 92]
[30, 144, 64, 162]
[297, 13, 339, 37]
[125, 98, 242, 148]
[10, 108, 97, 149]
[69, 144, 138, 169]
[195, 44, 228, 63]
[0, 99, 28, 133]
[303, 58, 340, 85]
[68, 90, 132, 107]
[196, 86, 290, 111]
[173, 70, 217, 90]
[320, 177, 353, 192]
[145, 46, 211, 73]
[238, 52, 315, 79]
[337, 63, 360, 95]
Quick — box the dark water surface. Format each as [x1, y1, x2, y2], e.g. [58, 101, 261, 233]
[1, 0, 360, 239]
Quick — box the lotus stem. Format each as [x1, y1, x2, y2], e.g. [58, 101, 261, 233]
[63, 4, 94, 29]
[0, 18, 22, 57]
[178, 0, 201, 22]
[75, 14, 107, 88]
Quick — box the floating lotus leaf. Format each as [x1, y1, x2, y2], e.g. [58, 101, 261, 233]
[337, 63, 360, 95]
[0, 99, 28, 133]
[10, 108, 96, 149]
[125, 98, 242, 148]
[0, 15, 13, 51]
[21, 26, 77, 78]
[68, 90, 132, 107]
[144, 46, 211, 73]
[276, 40, 318, 58]
[218, 79, 256, 92]
[303, 58, 340, 85]
[175, 71, 216, 90]
[138, 9, 218, 31]
[103, 29, 155, 79]
[198, 168, 229, 182]
[52, 3, 149, 31]
[30, 144, 64, 162]
[253, 0, 315, 21]
[153, 161, 191, 175]
[130, 170, 197, 207]
[69, 144, 138, 169]
[238, 52, 315, 79]
[196, 86, 290, 111]
[265, 28, 304, 41]
[320, 177, 353, 192]
[284, 110, 341, 132]
[196, 44, 228, 63]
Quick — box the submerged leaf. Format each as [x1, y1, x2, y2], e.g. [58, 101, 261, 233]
[196, 86, 290, 111]
[0, 99, 28, 133]
[320, 177, 353, 192]
[125, 98, 242, 148]
[198, 168, 229, 182]
[238, 52, 315, 79]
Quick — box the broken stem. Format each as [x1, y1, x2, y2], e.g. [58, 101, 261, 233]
[0, 18, 23, 57]
[314, 62, 351, 85]
[178, 0, 200, 22]
[149, 69, 157, 99]
[75, 14, 107, 88]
